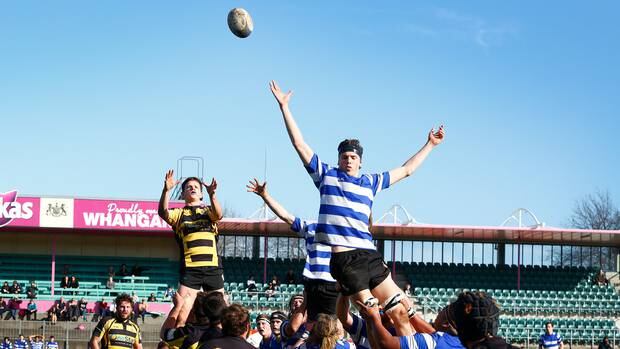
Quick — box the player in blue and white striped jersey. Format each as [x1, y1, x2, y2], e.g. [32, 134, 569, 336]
[357, 291, 516, 349]
[539, 322, 563, 349]
[45, 336, 59, 349]
[28, 336, 45, 349]
[269, 80, 445, 336]
[247, 179, 338, 323]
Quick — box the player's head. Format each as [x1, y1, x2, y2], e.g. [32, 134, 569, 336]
[221, 304, 251, 338]
[545, 321, 554, 334]
[452, 291, 500, 345]
[270, 311, 286, 335]
[194, 291, 227, 326]
[256, 314, 271, 335]
[49, 336, 55, 342]
[312, 314, 343, 349]
[114, 293, 134, 320]
[289, 294, 304, 314]
[337, 139, 363, 176]
[181, 177, 203, 202]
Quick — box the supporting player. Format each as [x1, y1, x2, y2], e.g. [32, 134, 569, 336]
[247, 178, 338, 325]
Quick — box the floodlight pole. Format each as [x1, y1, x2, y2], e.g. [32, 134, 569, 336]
[501, 208, 545, 292]
[376, 205, 421, 281]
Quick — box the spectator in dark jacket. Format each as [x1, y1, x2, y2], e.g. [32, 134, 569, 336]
[26, 282, 38, 299]
[9, 281, 22, 294]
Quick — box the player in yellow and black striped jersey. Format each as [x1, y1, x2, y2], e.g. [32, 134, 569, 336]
[158, 171, 224, 329]
[89, 294, 142, 349]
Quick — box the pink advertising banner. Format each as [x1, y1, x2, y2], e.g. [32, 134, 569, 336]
[1, 190, 186, 232]
[74, 198, 183, 231]
[0, 191, 40, 228]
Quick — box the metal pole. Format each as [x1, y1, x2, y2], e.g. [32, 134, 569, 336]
[392, 240, 396, 279]
[527, 328, 530, 349]
[517, 243, 521, 291]
[51, 236, 56, 297]
[263, 236, 268, 284]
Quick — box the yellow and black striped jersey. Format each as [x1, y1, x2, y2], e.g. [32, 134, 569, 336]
[167, 206, 220, 269]
[92, 316, 141, 349]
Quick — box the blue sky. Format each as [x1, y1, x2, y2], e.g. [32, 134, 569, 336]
[2, 1, 618, 228]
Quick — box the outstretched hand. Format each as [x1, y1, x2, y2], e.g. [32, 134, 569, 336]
[246, 178, 268, 198]
[269, 80, 293, 107]
[355, 300, 380, 320]
[428, 125, 445, 146]
[164, 170, 180, 191]
[203, 178, 217, 196]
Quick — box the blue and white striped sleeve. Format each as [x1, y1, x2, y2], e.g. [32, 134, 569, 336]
[399, 333, 438, 349]
[290, 217, 306, 238]
[305, 153, 329, 189]
[371, 171, 391, 196]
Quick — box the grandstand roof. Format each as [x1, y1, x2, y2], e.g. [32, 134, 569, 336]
[217, 219, 620, 247]
[2, 194, 618, 246]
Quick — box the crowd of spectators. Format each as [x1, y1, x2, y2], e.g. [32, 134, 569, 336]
[44, 297, 88, 324]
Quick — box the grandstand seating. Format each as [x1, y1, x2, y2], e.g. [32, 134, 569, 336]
[497, 316, 617, 343]
[404, 262, 620, 317]
[1, 254, 618, 344]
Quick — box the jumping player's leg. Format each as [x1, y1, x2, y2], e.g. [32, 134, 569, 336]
[366, 249, 413, 336]
[175, 284, 198, 328]
[329, 250, 385, 324]
[370, 276, 412, 336]
[331, 249, 413, 336]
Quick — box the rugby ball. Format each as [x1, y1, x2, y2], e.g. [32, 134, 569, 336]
[227, 8, 253, 38]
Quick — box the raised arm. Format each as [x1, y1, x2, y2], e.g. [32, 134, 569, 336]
[158, 170, 179, 224]
[336, 294, 355, 331]
[389, 126, 445, 186]
[269, 80, 314, 166]
[356, 300, 401, 349]
[283, 297, 306, 338]
[247, 179, 295, 225]
[159, 293, 185, 339]
[203, 178, 223, 221]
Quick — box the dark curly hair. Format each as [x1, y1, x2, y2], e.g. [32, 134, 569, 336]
[221, 304, 250, 337]
[114, 293, 133, 307]
[193, 291, 226, 325]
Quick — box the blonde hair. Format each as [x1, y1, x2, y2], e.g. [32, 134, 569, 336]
[312, 314, 341, 349]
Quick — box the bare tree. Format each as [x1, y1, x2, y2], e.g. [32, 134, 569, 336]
[568, 190, 620, 230]
[550, 191, 620, 270]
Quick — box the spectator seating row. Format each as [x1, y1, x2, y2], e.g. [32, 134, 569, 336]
[497, 316, 617, 343]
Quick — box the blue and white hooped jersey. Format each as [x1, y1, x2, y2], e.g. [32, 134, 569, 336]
[305, 153, 390, 250]
[30, 341, 44, 349]
[347, 313, 370, 349]
[281, 320, 309, 349]
[13, 340, 27, 349]
[399, 332, 465, 349]
[46, 342, 60, 349]
[539, 333, 562, 349]
[291, 218, 336, 283]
